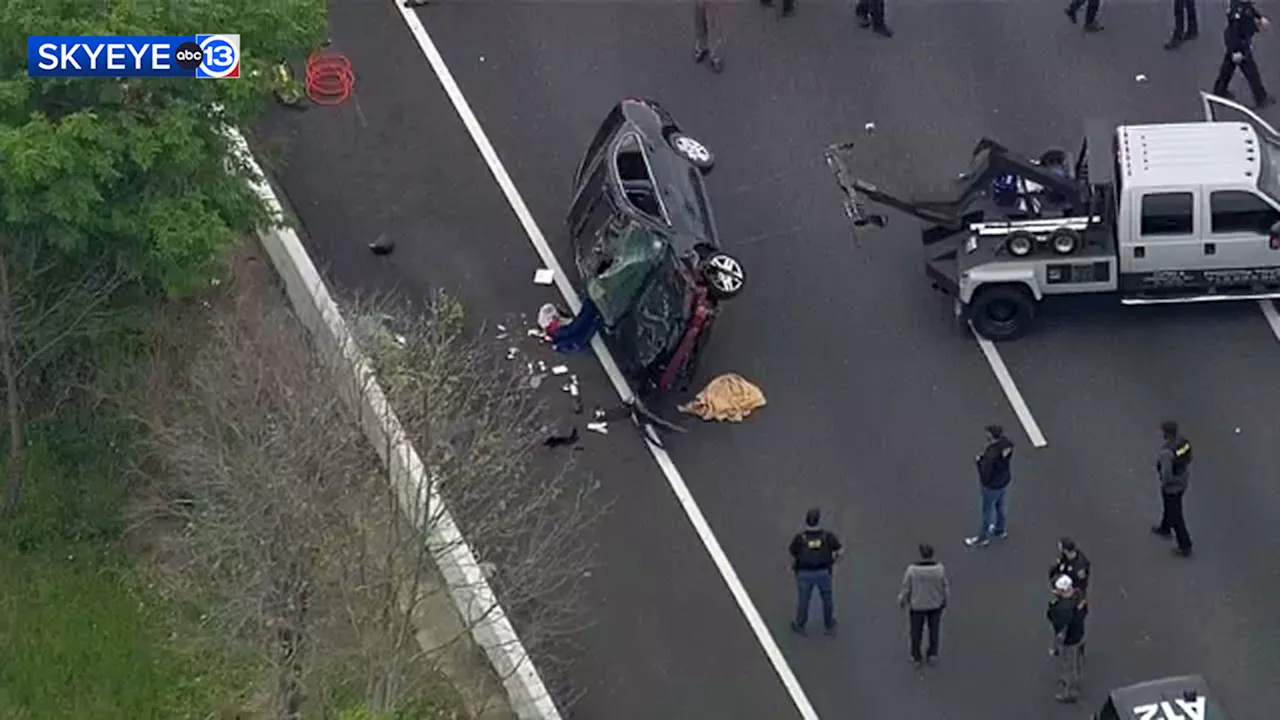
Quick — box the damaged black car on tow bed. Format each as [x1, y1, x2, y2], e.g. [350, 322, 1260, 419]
[566, 98, 745, 397]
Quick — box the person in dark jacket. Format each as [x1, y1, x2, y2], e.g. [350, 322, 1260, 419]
[1047, 575, 1086, 703]
[1152, 421, 1195, 557]
[1165, 0, 1199, 49]
[1048, 537, 1091, 603]
[789, 508, 842, 635]
[898, 543, 949, 666]
[692, 0, 725, 73]
[1063, 0, 1104, 32]
[965, 424, 1015, 548]
[1212, 0, 1273, 109]
[854, 0, 894, 37]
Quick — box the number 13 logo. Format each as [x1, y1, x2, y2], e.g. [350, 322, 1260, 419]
[196, 34, 240, 79]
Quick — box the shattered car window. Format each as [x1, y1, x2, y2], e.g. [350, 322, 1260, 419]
[631, 258, 688, 369]
[587, 219, 666, 328]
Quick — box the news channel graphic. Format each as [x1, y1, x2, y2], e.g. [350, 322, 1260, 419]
[27, 35, 240, 79]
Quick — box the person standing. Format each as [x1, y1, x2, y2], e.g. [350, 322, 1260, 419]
[693, 0, 725, 74]
[759, 0, 796, 19]
[854, 0, 894, 37]
[1047, 575, 1086, 703]
[1165, 0, 1200, 49]
[789, 508, 842, 636]
[1048, 537, 1091, 602]
[965, 424, 1015, 548]
[1063, 0, 1104, 32]
[897, 543, 949, 666]
[1152, 421, 1195, 557]
[1213, 0, 1274, 109]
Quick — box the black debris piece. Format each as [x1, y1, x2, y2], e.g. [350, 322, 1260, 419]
[541, 422, 579, 448]
[368, 232, 394, 256]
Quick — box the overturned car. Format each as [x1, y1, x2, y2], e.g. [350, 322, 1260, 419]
[566, 99, 745, 396]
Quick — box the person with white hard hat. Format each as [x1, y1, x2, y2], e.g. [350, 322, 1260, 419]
[1047, 574, 1087, 703]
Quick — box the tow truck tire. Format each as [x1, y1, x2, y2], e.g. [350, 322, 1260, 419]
[669, 133, 715, 174]
[1049, 228, 1081, 255]
[969, 284, 1036, 341]
[1005, 230, 1036, 257]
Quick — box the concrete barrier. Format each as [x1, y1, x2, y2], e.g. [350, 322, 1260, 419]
[226, 128, 562, 720]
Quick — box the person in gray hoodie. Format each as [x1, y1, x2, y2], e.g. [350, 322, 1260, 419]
[1152, 420, 1194, 557]
[898, 543, 949, 666]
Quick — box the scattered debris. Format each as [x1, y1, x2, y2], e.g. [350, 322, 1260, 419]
[533, 268, 556, 285]
[678, 373, 767, 422]
[527, 328, 546, 338]
[586, 421, 609, 435]
[542, 422, 579, 447]
[528, 373, 547, 389]
[496, 323, 509, 340]
[1135, 73, 1148, 83]
[537, 360, 548, 373]
[593, 407, 607, 421]
[1234, 427, 1241, 434]
[506, 347, 519, 361]
[393, 333, 407, 346]
[551, 365, 569, 375]
[368, 232, 394, 256]
[864, 121, 876, 133]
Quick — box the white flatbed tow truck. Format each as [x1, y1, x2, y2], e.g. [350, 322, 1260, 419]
[827, 92, 1280, 340]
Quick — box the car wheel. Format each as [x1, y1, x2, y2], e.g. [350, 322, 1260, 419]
[1049, 228, 1081, 255]
[1005, 230, 1036, 257]
[669, 133, 715, 173]
[969, 284, 1036, 341]
[702, 252, 744, 299]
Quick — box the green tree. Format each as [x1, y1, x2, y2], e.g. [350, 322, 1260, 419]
[0, 0, 327, 513]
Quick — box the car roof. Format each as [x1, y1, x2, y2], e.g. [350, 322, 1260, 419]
[1107, 675, 1230, 719]
[1116, 122, 1261, 189]
[616, 100, 719, 251]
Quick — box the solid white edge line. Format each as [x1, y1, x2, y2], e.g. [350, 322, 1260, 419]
[972, 329, 1049, 448]
[1259, 299, 1280, 341]
[392, 4, 822, 720]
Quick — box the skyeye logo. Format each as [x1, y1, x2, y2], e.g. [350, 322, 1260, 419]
[1133, 697, 1206, 720]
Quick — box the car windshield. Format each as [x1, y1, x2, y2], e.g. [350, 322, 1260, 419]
[630, 255, 689, 369]
[586, 221, 667, 328]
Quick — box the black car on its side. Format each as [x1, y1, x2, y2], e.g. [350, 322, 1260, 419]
[1094, 675, 1228, 720]
[566, 98, 745, 397]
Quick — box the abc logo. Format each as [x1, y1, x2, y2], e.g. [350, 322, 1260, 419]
[173, 42, 204, 70]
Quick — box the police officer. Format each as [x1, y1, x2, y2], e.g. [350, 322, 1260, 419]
[1064, 0, 1103, 33]
[693, 0, 724, 74]
[1213, 0, 1274, 109]
[789, 508, 843, 636]
[1152, 421, 1195, 557]
[1048, 537, 1091, 602]
[1165, 0, 1199, 49]
[855, 0, 894, 37]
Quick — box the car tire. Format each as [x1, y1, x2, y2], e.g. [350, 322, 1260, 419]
[701, 251, 745, 299]
[1049, 228, 1081, 255]
[669, 133, 715, 173]
[1005, 230, 1036, 257]
[969, 284, 1036, 341]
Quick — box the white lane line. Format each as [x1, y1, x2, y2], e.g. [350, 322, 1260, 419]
[391, 5, 822, 720]
[972, 329, 1049, 448]
[1259, 299, 1280, 341]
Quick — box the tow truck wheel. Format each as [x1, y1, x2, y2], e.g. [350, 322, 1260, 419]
[1006, 230, 1036, 257]
[1049, 228, 1081, 255]
[669, 133, 715, 174]
[701, 251, 745, 299]
[970, 284, 1036, 341]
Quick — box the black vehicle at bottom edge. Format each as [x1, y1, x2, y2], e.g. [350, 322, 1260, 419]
[1095, 674, 1228, 720]
[566, 98, 745, 397]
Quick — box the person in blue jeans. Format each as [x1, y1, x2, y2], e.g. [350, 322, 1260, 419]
[789, 508, 843, 635]
[965, 424, 1015, 548]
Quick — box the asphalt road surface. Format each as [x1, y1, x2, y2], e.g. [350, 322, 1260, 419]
[253, 0, 1280, 717]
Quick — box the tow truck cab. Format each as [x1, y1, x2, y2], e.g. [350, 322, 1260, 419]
[835, 92, 1280, 340]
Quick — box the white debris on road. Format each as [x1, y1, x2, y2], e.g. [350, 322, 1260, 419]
[533, 268, 555, 285]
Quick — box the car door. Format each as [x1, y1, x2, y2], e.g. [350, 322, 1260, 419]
[1202, 188, 1280, 270]
[1201, 91, 1280, 140]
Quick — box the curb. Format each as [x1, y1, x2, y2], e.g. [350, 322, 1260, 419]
[226, 128, 563, 720]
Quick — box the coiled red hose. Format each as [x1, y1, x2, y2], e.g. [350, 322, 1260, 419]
[305, 52, 354, 106]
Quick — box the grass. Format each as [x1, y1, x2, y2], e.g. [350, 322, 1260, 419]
[0, 353, 259, 719]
